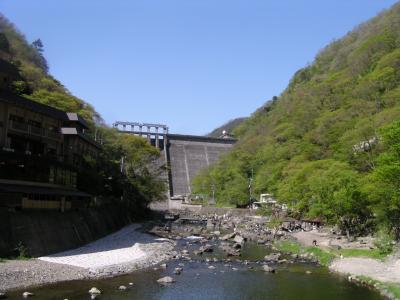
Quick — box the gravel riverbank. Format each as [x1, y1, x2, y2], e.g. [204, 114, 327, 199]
[0, 224, 176, 292]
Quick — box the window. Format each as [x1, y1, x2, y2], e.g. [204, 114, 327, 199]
[9, 114, 24, 123]
[49, 166, 55, 183]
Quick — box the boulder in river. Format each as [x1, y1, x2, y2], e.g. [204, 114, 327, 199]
[157, 276, 176, 285]
[233, 235, 245, 245]
[174, 267, 183, 275]
[22, 292, 34, 298]
[220, 232, 235, 241]
[199, 244, 213, 253]
[262, 265, 275, 273]
[264, 253, 281, 262]
[0, 292, 6, 299]
[88, 287, 102, 295]
[118, 285, 127, 290]
[233, 243, 242, 249]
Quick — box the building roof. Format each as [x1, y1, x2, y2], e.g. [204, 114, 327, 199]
[0, 92, 68, 120]
[66, 112, 89, 129]
[61, 127, 101, 148]
[0, 93, 93, 131]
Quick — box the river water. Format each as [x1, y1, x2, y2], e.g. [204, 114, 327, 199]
[6, 243, 383, 300]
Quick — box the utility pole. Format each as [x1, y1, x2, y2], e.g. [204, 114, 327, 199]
[210, 184, 215, 205]
[248, 168, 254, 207]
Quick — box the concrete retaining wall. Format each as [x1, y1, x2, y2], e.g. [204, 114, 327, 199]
[0, 206, 132, 258]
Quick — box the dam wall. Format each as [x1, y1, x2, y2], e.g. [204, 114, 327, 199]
[167, 134, 236, 196]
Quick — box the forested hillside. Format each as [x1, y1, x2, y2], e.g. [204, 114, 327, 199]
[0, 14, 166, 214]
[193, 3, 400, 238]
[207, 117, 247, 138]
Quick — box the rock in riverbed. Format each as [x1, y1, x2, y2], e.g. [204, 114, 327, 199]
[262, 265, 275, 273]
[22, 292, 34, 298]
[89, 287, 101, 295]
[174, 267, 183, 275]
[220, 232, 235, 241]
[0, 292, 6, 299]
[264, 253, 281, 262]
[199, 244, 213, 253]
[233, 235, 245, 245]
[157, 276, 176, 285]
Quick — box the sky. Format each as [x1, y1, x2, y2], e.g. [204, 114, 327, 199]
[1, 0, 399, 135]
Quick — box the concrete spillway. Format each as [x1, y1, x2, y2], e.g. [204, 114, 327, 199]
[167, 134, 236, 197]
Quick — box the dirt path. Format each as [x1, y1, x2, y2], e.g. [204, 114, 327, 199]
[291, 231, 332, 248]
[330, 257, 400, 283]
[291, 231, 400, 284]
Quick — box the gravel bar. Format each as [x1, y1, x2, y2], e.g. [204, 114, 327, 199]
[0, 224, 176, 292]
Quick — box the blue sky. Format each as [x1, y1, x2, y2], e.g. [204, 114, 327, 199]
[1, 0, 398, 135]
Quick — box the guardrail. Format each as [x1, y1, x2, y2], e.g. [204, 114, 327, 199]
[9, 121, 62, 140]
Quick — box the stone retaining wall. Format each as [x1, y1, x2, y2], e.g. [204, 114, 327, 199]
[0, 206, 132, 258]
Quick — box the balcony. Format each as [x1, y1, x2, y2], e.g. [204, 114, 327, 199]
[30, 125, 43, 136]
[46, 130, 62, 140]
[9, 120, 29, 133]
[8, 120, 61, 140]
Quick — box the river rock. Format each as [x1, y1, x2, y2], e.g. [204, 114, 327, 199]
[89, 287, 101, 295]
[174, 267, 183, 275]
[208, 265, 216, 270]
[305, 270, 312, 274]
[233, 243, 242, 249]
[220, 232, 235, 241]
[262, 265, 275, 273]
[22, 292, 34, 298]
[160, 263, 168, 269]
[278, 259, 288, 264]
[199, 244, 213, 253]
[0, 292, 6, 299]
[264, 253, 281, 262]
[118, 285, 127, 290]
[157, 276, 176, 285]
[233, 235, 245, 244]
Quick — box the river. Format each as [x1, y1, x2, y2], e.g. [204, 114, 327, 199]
[5, 243, 382, 300]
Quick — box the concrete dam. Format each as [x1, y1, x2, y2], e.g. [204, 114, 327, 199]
[114, 122, 236, 201]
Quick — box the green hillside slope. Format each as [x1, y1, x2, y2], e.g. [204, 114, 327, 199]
[193, 3, 400, 238]
[0, 15, 101, 125]
[207, 117, 247, 138]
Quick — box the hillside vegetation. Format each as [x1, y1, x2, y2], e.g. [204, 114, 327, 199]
[193, 3, 400, 238]
[207, 117, 247, 138]
[0, 14, 166, 214]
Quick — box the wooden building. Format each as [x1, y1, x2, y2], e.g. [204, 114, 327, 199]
[0, 92, 101, 210]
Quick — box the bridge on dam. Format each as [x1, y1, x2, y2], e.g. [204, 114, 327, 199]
[113, 121, 236, 207]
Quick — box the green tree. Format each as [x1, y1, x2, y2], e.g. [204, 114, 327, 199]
[366, 121, 400, 238]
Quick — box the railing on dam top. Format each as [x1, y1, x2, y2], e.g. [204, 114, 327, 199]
[113, 121, 169, 149]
